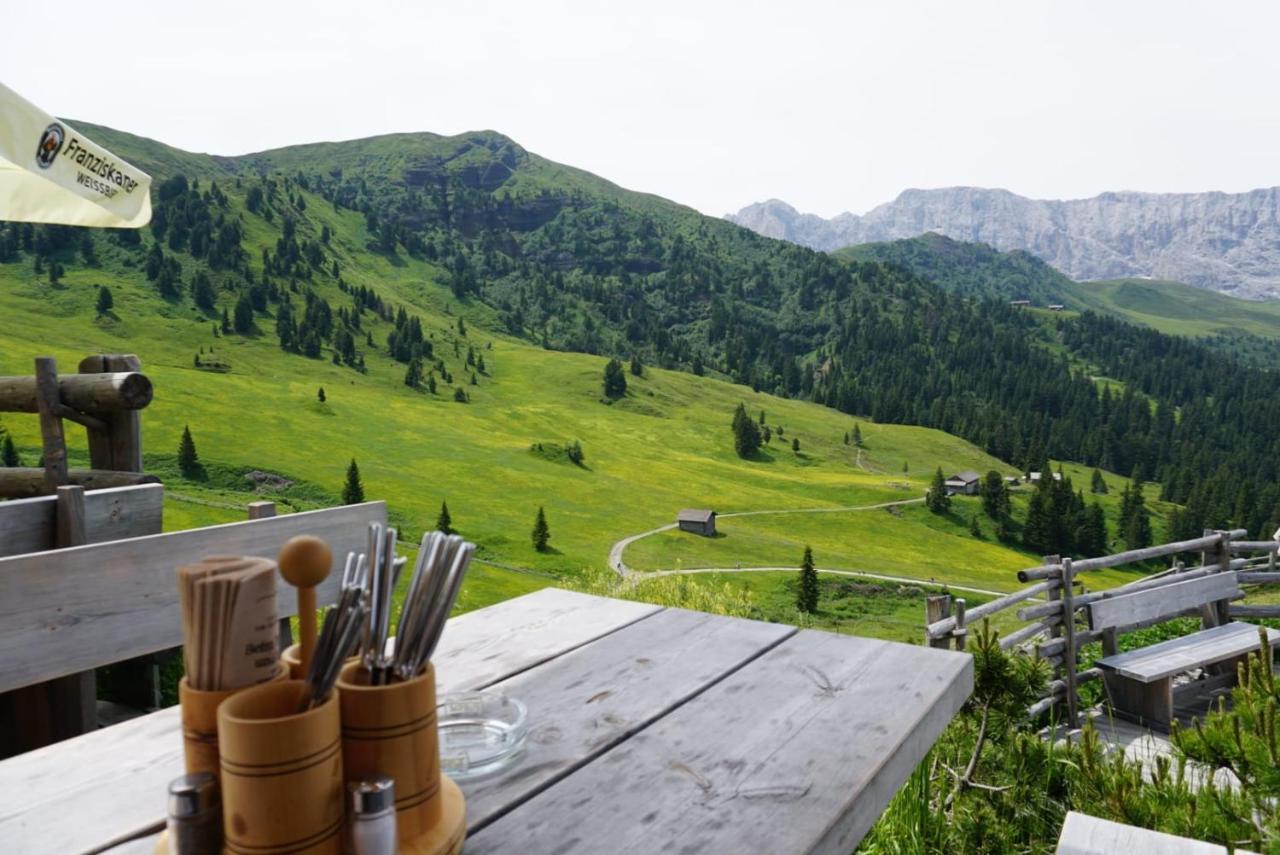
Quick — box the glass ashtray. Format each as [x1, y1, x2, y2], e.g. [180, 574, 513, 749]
[437, 691, 528, 780]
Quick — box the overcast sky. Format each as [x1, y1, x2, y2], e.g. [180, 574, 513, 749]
[6, 1, 1279, 217]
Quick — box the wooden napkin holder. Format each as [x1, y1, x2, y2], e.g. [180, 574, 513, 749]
[336, 662, 466, 855]
[178, 663, 288, 778]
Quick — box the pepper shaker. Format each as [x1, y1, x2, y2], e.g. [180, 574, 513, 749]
[348, 777, 397, 855]
[166, 772, 221, 855]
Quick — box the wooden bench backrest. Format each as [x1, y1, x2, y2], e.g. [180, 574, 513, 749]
[0, 499, 386, 693]
[1087, 571, 1240, 632]
[0, 484, 165, 558]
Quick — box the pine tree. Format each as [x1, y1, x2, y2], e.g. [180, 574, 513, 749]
[731, 403, 761, 458]
[404, 357, 423, 389]
[95, 285, 113, 316]
[629, 354, 643, 377]
[1090, 468, 1108, 494]
[969, 514, 982, 538]
[1077, 502, 1109, 557]
[1125, 483, 1152, 549]
[602, 358, 627, 399]
[853, 423, 863, 447]
[436, 501, 452, 534]
[233, 294, 253, 333]
[843, 432, 850, 445]
[220, 307, 231, 334]
[177, 425, 200, 478]
[927, 467, 951, 513]
[427, 374, 438, 395]
[980, 470, 1009, 519]
[1023, 488, 1053, 554]
[1, 434, 19, 467]
[453, 387, 468, 403]
[792, 437, 800, 452]
[796, 546, 819, 613]
[317, 387, 326, 403]
[532, 506, 551, 551]
[342, 458, 364, 504]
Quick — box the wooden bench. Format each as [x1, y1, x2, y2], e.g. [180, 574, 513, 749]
[1057, 810, 1256, 854]
[0, 493, 386, 746]
[1088, 571, 1278, 728]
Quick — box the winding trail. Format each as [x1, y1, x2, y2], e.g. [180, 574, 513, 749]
[647, 565, 1010, 598]
[607, 496, 1024, 598]
[608, 497, 927, 576]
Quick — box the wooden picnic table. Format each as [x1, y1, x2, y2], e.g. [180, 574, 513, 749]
[0, 588, 972, 854]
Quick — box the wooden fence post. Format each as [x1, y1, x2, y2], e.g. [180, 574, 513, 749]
[925, 595, 952, 649]
[1060, 557, 1078, 728]
[249, 501, 294, 651]
[1215, 530, 1233, 626]
[78, 354, 143, 472]
[33, 357, 68, 492]
[952, 598, 967, 651]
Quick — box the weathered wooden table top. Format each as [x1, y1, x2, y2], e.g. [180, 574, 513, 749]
[0, 588, 972, 855]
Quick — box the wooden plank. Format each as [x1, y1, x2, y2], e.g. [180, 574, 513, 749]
[467, 629, 973, 855]
[1229, 604, 1280, 619]
[464, 608, 796, 832]
[0, 500, 386, 692]
[433, 588, 662, 694]
[0, 588, 661, 854]
[1087, 573, 1241, 632]
[1096, 622, 1280, 682]
[1057, 810, 1238, 854]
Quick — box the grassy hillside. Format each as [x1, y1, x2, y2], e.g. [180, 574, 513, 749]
[837, 232, 1085, 308]
[839, 234, 1280, 367]
[0, 175, 1061, 620]
[1072, 277, 1280, 339]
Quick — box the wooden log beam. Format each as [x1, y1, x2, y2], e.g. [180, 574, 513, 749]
[1016, 530, 1248, 582]
[1231, 541, 1280, 554]
[0, 371, 153, 414]
[0, 468, 159, 499]
[1239, 572, 1280, 584]
[926, 579, 1057, 638]
[998, 615, 1061, 650]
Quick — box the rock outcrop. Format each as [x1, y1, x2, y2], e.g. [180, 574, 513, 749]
[728, 187, 1280, 299]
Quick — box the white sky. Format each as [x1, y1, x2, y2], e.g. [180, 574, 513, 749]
[5, 0, 1279, 217]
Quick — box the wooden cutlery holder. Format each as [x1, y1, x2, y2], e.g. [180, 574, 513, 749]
[178, 663, 288, 778]
[336, 662, 466, 855]
[217, 680, 345, 854]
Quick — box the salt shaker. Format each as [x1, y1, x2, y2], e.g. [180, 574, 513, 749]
[166, 772, 221, 855]
[349, 777, 397, 855]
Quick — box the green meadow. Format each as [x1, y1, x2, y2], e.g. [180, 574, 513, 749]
[0, 178, 1166, 634]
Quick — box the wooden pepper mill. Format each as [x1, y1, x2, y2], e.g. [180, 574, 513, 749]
[277, 535, 332, 677]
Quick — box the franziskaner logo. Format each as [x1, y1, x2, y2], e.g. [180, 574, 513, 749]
[35, 123, 65, 169]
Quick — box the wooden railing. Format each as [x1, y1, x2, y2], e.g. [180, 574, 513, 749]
[924, 529, 1280, 725]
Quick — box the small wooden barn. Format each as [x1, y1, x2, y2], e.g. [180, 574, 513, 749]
[943, 470, 981, 496]
[677, 508, 717, 536]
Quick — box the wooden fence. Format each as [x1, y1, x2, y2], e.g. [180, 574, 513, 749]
[923, 529, 1280, 725]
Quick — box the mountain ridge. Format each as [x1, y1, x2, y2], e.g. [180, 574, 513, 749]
[729, 186, 1280, 299]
